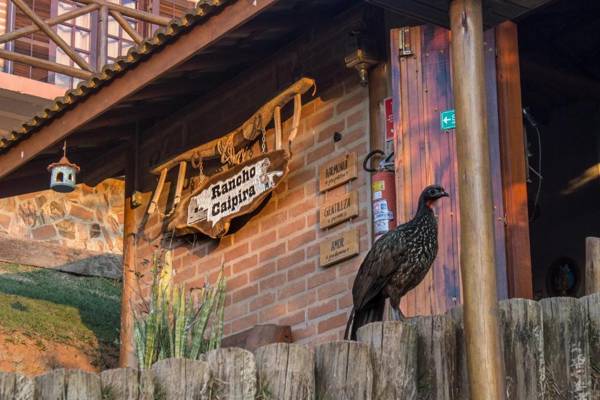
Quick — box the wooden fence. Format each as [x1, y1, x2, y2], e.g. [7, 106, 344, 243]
[0, 294, 598, 399]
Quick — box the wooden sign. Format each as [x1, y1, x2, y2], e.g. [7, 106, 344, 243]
[319, 152, 358, 192]
[320, 228, 360, 268]
[168, 150, 289, 238]
[319, 191, 359, 229]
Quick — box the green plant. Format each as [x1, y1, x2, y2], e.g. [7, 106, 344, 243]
[134, 251, 227, 369]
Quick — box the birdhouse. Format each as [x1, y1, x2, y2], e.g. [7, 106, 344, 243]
[47, 142, 80, 193]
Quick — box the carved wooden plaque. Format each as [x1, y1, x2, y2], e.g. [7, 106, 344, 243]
[320, 228, 360, 268]
[169, 150, 289, 238]
[319, 191, 359, 229]
[319, 152, 358, 192]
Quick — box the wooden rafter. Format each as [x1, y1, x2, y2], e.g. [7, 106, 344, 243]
[110, 10, 144, 45]
[11, 0, 93, 72]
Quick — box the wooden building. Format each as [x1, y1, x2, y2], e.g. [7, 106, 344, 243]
[0, 0, 598, 396]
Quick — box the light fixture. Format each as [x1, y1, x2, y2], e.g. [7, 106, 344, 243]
[345, 29, 379, 87]
[47, 141, 80, 193]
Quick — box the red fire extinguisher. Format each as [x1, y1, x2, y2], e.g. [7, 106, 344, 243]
[363, 150, 396, 240]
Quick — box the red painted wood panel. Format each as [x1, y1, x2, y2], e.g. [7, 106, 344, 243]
[390, 25, 508, 317]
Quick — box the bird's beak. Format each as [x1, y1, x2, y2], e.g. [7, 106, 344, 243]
[441, 191, 449, 198]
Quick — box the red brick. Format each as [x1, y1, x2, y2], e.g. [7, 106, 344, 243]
[306, 142, 335, 165]
[317, 120, 345, 143]
[277, 218, 306, 239]
[307, 267, 337, 289]
[249, 292, 275, 311]
[293, 325, 316, 342]
[277, 186, 305, 209]
[259, 243, 285, 263]
[279, 310, 305, 327]
[288, 230, 316, 251]
[251, 230, 277, 252]
[277, 249, 305, 271]
[287, 290, 316, 313]
[346, 109, 366, 129]
[232, 284, 258, 303]
[224, 243, 249, 262]
[289, 199, 316, 217]
[338, 128, 366, 148]
[248, 262, 276, 281]
[173, 266, 196, 284]
[227, 273, 249, 290]
[231, 313, 258, 334]
[278, 280, 306, 301]
[232, 255, 258, 274]
[317, 280, 347, 300]
[338, 292, 353, 309]
[287, 261, 316, 282]
[288, 168, 316, 190]
[306, 213, 318, 228]
[259, 304, 286, 322]
[233, 222, 260, 242]
[308, 299, 337, 320]
[336, 89, 366, 114]
[260, 211, 286, 232]
[306, 106, 334, 129]
[259, 272, 286, 291]
[225, 302, 248, 322]
[292, 135, 314, 153]
[318, 313, 347, 334]
[32, 225, 57, 240]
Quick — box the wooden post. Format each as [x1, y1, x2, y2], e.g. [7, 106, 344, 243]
[449, 1, 506, 399]
[496, 21, 533, 299]
[205, 348, 257, 399]
[151, 358, 211, 399]
[119, 153, 138, 368]
[97, 5, 109, 70]
[581, 293, 600, 397]
[100, 368, 139, 400]
[585, 237, 600, 294]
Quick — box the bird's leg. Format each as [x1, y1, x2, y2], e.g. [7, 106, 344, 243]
[391, 305, 405, 321]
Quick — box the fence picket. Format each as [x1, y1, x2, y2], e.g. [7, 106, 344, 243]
[34, 369, 66, 400]
[447, 307, 469, 400]
[100, 368, 139, 400]
[499, 298, 545, 400]
[315, 341, 373, 400]
[205, 348, 257, 400]
[357, 321, 417, 399]
[255, 343, 314, 400]
[14, 374, 33, 400]
[151, 358, 211, 400]
[581, 293, 600, 398]
[541, 297, 591, 399]
[0, 372, 15, 398]
[65, 370, 101, 400]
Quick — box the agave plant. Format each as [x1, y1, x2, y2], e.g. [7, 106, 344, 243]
[134, 251, 227, 369]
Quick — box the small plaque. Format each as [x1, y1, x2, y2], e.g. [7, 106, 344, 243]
[319, 191, 359, 229]
[320, 228, 360, 268]
[319, 152, 358, 192]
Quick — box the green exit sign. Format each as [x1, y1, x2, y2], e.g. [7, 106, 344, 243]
[440, 109, 456, 130]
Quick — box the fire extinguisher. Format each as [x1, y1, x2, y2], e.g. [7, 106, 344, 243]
[363, 150, 396, 240]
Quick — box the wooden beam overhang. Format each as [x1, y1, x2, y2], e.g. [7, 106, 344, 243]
[0, 0, 279, 183]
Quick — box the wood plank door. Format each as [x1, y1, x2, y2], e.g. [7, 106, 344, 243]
[391, 25, 508, 317]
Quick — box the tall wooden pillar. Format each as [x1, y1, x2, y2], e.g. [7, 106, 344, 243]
[496, 21, 533, 299]
[119, 146, 138, 368]
[449, 0, 505, 399]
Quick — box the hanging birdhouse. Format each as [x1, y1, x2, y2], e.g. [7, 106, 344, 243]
[47, 142, 80, 193]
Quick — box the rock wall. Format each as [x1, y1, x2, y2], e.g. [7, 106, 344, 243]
[0, 178, 124, 254]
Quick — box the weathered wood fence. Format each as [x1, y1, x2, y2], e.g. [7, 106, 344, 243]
[0, 294, 598, 399]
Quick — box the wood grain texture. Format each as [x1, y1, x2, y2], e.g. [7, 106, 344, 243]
[255, 343, 315, 400]
[540, 297, 591, 399]
[65, 370, 101, 400]
[205, 348, 257, 400]
[586, 237, 600, 295]
[34, 369, 66, 400]
[499, 299, 544, 400]
[356, 321, 417, 399]
[0, 372, 15, 398]
[14, 374, 33, 400]
[151, 358, 211, 400]
[410, 315, 457, 400]
[495, 21, 533, 299]
[446, 306, 470, 400]
[581, 293, 600, 398]
[315, 341, 373, 400]
[100, 368, 139, 400]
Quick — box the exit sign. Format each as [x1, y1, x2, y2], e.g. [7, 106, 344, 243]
[440, 109, 456, 130]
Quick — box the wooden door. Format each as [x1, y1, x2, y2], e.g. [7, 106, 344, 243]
[391, 25, 508, 317]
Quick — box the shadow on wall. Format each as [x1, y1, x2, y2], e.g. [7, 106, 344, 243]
[0, 263, 122, 372]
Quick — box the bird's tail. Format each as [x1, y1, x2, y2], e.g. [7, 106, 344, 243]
[344, 296, 385, 340]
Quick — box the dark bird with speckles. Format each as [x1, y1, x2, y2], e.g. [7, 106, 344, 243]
[344, 184, 449, 340]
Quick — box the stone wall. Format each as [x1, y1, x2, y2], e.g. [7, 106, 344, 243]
[0, 178, 124, 254]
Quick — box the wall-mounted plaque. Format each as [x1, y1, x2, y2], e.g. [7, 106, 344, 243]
[320, 228, 360, 268]
[319, 191, 359, 229]
[168, 150, 289, 238]
[319, 152, 358, 192]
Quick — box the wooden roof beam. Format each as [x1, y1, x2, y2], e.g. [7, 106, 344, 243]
[0, 0, 279, 180]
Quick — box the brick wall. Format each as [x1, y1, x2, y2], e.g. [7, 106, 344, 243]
[134, 7, 374, 344]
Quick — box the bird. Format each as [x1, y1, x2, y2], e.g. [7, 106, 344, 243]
[344, 184, 449, 340]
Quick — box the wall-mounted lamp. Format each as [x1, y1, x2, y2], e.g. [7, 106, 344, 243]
[345, 29, 379, 87]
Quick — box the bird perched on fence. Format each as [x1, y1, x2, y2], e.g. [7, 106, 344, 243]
[344, 184, 449, 340]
